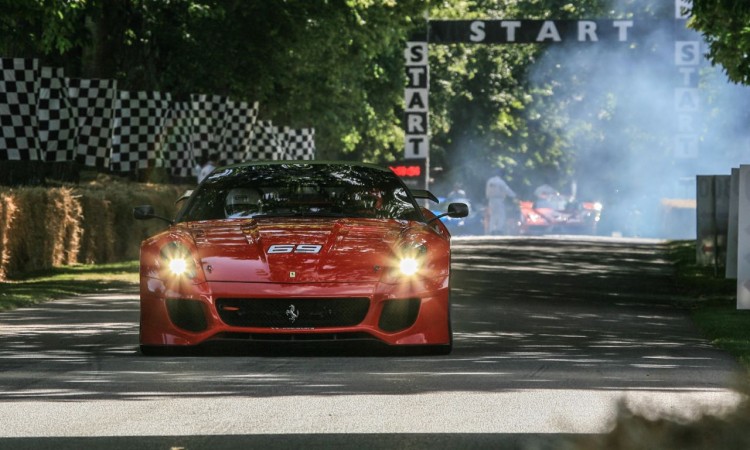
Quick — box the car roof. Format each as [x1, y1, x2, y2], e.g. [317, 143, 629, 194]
[220, 160, 391, 173]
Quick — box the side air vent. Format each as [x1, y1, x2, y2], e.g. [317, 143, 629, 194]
[378, 298, 420, 332]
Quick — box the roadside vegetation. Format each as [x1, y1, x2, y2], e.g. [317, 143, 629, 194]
[0, 260, 138, 311]
[669, 241, 750, 371]
[579, 242, 750, 450]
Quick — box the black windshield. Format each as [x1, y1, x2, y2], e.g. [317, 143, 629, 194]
[177, 163, 424, 223]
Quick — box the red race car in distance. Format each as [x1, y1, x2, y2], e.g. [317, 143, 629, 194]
[134, 161, 468, 355]
[517, 186, 603, 235]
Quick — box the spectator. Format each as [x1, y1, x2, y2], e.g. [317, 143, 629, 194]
[485, 169, 516, 234]
[198, 154, 219, 183]
[447, 182, 467, 201]
[194, 155, 207, 184]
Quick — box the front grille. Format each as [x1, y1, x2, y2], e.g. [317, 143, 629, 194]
[216, 297, 370, 328]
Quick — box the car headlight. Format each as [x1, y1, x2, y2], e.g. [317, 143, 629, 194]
[168, 257, 189, 276]
[160, 241, 197, 279]
[399, 257, 420, 276]
[388, 243, 428, 280]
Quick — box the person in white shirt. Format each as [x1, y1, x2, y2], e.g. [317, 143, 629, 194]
[485, 170, 516, 234]
[198, 154, 219, 183]
[194, 155, 207, 184]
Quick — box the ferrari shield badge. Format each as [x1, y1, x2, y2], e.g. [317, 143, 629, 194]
[286, 304, 300, 323]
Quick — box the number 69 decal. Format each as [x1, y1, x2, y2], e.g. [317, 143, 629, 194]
[268, 244, 322, 254]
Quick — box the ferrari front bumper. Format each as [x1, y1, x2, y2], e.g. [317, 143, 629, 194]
[139, 277, 451, 348]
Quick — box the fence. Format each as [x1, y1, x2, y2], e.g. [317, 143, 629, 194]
[0, 57, 315, 181]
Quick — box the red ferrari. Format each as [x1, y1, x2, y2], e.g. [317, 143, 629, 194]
[134, 162, 467, 355]
[517, 193, 602, 235]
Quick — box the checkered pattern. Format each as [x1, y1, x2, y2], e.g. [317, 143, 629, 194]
[164, 100, 196, 178]
[283, 127, 316, 160]
[247, 120, 283, 160]
[67, 77, 118, 168]
[0, 57, 40, 161]
[1, 57, 312, 169]
[191, 94, 227, 162]
[110, 90, 171, 172]
[219, 99, 259, 164]
[37, 66, 78, 162]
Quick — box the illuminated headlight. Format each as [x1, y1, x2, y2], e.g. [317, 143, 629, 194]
[397, 244, 427, 277]
[383, 244, 427, 282]
[168, 257, 189, 276]
[160, 242, 197, 279]
[399, 257, 420, 276]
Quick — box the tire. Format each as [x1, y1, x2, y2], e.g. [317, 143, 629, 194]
[139, 345, 188, 356]
[140, 345, 167, 356]
[422, 342, 453, 355]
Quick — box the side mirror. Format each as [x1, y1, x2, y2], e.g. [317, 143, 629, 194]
[133, 205, 173, 225]
[133, 205, 155, 220]
[446, 202, 469, 218]
[428, 202, 469, 224]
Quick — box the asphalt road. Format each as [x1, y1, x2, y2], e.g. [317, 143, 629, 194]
[0, 236, 744, 449]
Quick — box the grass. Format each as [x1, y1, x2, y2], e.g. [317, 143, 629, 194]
[0, 260, 139, 311]
[668, 240, 750, 370]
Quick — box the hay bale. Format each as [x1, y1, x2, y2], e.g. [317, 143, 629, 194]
[1, 187, 83, 276]
[0, 190, 19, 281]
[0, 181, 189, 278]
[47, 188, 82, 266]
[78, 182, 185, 262]
[6, 188, 50, 275]
[76, 189, 115, 264]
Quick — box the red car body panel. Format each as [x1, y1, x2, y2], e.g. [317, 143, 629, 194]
[139, 188, 454, 351]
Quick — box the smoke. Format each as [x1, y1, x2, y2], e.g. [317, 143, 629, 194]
[527, 1, 750, 238]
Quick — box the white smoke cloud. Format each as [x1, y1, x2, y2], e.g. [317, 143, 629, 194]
[528, 2, 750, 238]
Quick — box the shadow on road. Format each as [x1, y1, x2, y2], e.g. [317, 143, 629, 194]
[0, 237, 741, 403]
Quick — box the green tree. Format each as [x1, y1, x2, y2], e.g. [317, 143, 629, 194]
[689, 0, 750, 85]
[0, 0, 427, 161]
[426, 0, 610, 199]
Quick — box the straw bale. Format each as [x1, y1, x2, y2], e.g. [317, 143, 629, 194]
[5, 188, 53, 275]
[76, 190, 115, 264]
[77, 183, 185, 263]
[0, 190, 19, 281]
[46, 188, 82, 266]
[1, 182, 189, 278]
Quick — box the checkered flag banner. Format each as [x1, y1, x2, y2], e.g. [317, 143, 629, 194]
[283, 127, 316, 160]
[110, 90, 171, 172]
[191, 94, 227, 162]
[1, 57, 307, 171]
[67, 77, 118, 168]
[164, 100, 196, 178]
[247, 120, 283, 160]
[38, 66, 77, 162]
[219, 99, 259, 164]
[0, 57, 40, 161]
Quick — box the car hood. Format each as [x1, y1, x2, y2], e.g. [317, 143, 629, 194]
[188, 217, 409, 283]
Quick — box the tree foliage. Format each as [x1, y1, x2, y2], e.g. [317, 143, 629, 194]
[1, 0, 725, 208]
[0, 0, 426, 161]
[689, 0, 750, 85]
